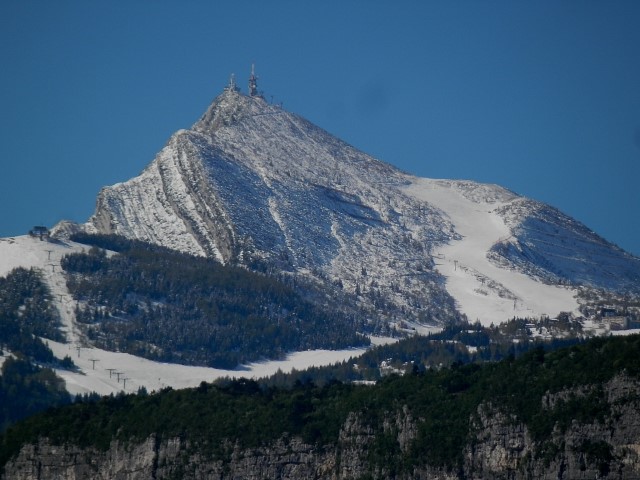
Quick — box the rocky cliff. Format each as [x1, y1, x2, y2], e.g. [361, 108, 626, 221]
[4, 374, 640, 480]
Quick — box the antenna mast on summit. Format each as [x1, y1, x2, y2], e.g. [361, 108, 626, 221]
[226, 73, 239, 92]
[248, 64, 259, 97]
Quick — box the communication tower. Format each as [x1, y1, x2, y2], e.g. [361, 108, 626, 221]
[248, 64, 259, 97]
[226, 73, 240, 92]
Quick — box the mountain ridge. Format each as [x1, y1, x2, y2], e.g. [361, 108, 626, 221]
[70, 85, 640, 326]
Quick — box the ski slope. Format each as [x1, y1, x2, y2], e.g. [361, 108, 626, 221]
[403, 179, 579, 325]
[0, 235, 392, 396]
[0, 235, 92, 344]
[45, 339, 374, 397]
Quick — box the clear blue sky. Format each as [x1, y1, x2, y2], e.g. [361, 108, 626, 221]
[2, 1, 639, 256]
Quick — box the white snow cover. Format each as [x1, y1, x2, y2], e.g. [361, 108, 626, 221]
[45, 340, 375, 397]
[90, 140, 210, 259]
[403, 179, 580, 325]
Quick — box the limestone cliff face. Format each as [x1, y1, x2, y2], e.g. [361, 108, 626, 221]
[4, 375, 640, 480]
[465, 375, 640, 480]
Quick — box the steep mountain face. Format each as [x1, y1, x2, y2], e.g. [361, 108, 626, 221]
[490, 198, 640, 291]
[85, 86, 640, 326]
[88, 88, 459, 325]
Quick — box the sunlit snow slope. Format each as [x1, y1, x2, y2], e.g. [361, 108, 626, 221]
[403, 180, 579, 325]
[88, 88, 461, 325]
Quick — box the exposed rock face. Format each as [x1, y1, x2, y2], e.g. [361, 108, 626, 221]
[466, 375, 640, 480]
[5, 375, 640, 480]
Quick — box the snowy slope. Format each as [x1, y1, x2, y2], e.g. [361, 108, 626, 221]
[88, 89, 461, 325]
[0, 235, 87, 342]
[491, 198, 640, 291]
[403, 180, 579, 325]
[4, 86, 640, 394]
[46, 339, 374, 397]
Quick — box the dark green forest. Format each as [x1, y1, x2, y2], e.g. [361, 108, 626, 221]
[0, 358, 69, 433]
[2, 334, 639, 474]
[0, 268, 72, 432]
[2, 233, 636, 477]
[0, 267, 64, 364]
[63, 234, 369, 368]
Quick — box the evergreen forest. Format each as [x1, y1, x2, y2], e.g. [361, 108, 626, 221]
[0, 267, 72, 432]
[62, 234, 369, 368]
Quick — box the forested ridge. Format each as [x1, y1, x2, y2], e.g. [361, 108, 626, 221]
[2, 334, 639, 474]
[63, 234, 369, 368]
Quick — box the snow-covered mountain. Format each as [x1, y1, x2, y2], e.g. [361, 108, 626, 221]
[78, 82, 640, 326]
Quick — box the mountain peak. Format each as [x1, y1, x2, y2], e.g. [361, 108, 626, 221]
[193, 88, 260, 134]
[84, 73, 640, 327]
[194, 67, 270, 134]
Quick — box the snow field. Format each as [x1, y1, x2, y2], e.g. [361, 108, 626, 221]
[46, 339, 376, 397]
[403, 179, 580, 325]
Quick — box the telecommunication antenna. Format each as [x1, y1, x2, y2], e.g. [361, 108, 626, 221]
[248, 64, 259, 97]
[226, 73, 240, 92]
